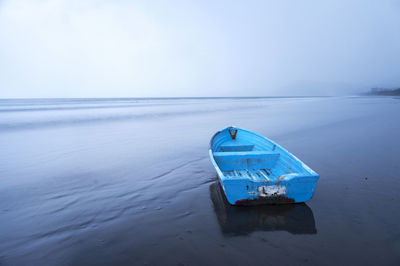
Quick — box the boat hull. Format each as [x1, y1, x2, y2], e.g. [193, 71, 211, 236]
[209, 182, 317, 235]
[209, 127, 319, 205]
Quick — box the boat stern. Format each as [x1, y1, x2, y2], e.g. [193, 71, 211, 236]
[221, 174, 319, 205]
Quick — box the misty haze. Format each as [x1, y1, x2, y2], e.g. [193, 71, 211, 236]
[0, 1, 399, 266]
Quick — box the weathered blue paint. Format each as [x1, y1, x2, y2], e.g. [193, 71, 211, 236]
[209, 127, 319, 205]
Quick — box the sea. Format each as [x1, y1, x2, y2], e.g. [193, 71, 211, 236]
[0, 96, 399, 265]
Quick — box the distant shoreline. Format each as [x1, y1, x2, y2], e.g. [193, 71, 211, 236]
[0, 96, 332, 101]
[366, 88, 400, 96]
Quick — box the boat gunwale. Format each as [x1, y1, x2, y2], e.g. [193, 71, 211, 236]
[209, 126, 318, 178]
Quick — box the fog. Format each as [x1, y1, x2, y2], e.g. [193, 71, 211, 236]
[1, 0, 399, 97]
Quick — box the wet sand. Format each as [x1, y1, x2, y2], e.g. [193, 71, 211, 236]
[0, 96, 399, 265]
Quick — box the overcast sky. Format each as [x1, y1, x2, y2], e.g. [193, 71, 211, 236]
[1, 0, 399, 97]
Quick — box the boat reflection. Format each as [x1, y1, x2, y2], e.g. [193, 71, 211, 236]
[210, 182, 317, 236]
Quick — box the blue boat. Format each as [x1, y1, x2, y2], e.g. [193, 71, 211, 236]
[209, 127, 319, 205]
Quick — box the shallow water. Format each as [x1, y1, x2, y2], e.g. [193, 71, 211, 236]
[0, 97, 399, 265]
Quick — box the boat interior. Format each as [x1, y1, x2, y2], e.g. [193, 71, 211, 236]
[213, 142, 285, 181]
[211, 128, 311, 181]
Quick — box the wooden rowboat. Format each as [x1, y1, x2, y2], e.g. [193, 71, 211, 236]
[209, 127, 319, 205]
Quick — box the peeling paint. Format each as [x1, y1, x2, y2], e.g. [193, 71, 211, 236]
[257, 185, 286, 197]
